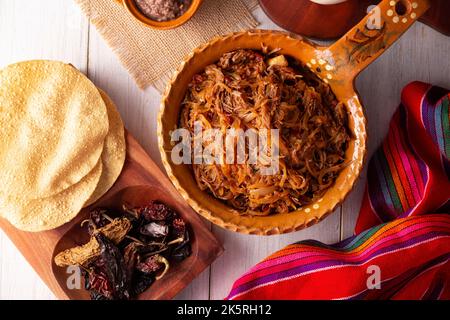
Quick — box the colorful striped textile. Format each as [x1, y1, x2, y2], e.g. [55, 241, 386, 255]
[227, 215, 450, 300]
[357, 82, 450, 233]
[226, 82, 450, 300]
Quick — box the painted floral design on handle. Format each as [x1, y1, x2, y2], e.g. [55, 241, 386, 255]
[322, 0, 431, 81]
[346, 21, 387, 64]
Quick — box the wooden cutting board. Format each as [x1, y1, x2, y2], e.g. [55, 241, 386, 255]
[259, 0, 450, 39]
[0, 132, 223, 300]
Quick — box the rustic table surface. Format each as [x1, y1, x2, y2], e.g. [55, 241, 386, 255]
[0, 0, 449, 300]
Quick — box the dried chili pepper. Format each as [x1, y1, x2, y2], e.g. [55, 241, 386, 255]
[136, 255, 164, 274]
[96, 234, 130, 300]
[171, 244, 191, 262]
[172, 217, 186, 237]
[86, 208, 110, 234]
[142, 202, 174, 221]
[123, 242, 139, 281]
[170, 230, 191, 261]
[131, 272, 154, 297]
[85, 268, 112, 300]
[140, 222, 169, 238]
[124, 201, 174, 221]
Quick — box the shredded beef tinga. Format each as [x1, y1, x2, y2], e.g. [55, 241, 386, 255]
[179, 49, 351, 216]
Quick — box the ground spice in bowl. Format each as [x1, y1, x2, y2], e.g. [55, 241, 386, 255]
[134, 0, 193, 22]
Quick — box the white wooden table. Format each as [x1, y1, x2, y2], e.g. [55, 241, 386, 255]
[0, 0, 449, 300]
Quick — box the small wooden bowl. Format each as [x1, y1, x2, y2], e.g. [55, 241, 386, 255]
[52, 185, 214, 300]
[118, 0, 203, 30]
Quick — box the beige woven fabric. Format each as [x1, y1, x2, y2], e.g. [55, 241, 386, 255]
[75, 0, 260, 91]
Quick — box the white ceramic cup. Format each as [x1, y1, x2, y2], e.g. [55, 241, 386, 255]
[309, 0, 348, 4]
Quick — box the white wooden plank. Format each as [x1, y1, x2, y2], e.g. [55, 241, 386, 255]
[86, 29, 164, 170]
[342, 22, 450, 238]
[0, 0, 89, 300]
[0, 233, 55, 299]
[0, 0, 89, 71]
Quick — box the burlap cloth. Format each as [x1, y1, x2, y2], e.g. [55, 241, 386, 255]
[74, 0, 260, 91]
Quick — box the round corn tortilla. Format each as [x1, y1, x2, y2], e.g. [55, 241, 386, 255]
[2, 161, 103, 232]
[84, 89, 126, 206]
[0, 60, 109, 203]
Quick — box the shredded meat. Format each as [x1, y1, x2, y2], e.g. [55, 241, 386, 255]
[180, 49, 351, 216]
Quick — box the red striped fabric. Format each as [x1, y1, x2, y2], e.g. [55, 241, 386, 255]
[226, 82, 450, 300]
[357, 82, 450, 232]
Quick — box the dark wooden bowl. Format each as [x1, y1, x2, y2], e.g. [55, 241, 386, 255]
[52, 185, 209, 300]
[259, 0, 365, 40]
[259, 0, 450, 39]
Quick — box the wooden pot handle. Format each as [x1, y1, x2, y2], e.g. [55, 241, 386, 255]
[325, 0, 430, 80]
